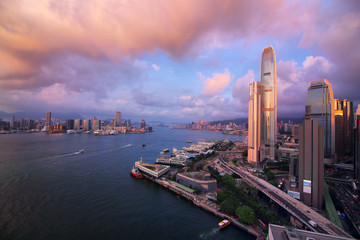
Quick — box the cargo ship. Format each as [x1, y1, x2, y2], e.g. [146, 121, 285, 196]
[130, 166, 143, 178]
[218, 219, 230, 229]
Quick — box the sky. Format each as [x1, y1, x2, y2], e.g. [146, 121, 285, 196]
[0, 0, 359, 122]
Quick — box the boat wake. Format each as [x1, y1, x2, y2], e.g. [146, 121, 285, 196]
[199, 228, 219, 239]
[120, 144, 132, 149]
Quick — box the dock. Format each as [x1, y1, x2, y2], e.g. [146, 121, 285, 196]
[141, 174, 260, 237]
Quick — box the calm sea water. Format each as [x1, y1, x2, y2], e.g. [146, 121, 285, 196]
[0, 127, 255, 240]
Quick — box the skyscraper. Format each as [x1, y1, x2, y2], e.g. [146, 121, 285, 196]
[354, 105, 360, 180]
[115, 112, 121, 127]
[140, 119, 146, 129]
[260, 46, 277, 161]
[74, 119, 81, 130]
[334, 99, 354, 162]
[248, 81, 264, 166]
[46, 112, 51, 129]
[299, 118, 324, 209]
[305, 79, 335, 159]
[83, 119, 91, 131]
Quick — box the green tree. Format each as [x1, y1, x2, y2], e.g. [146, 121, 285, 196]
[236, 206, 255, 224]
[192, 187, 201, 194]
[222, 174, 236, 188]
[220, 196, 239, 214]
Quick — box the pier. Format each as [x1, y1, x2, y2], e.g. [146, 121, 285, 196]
[141, 173, 260, 237]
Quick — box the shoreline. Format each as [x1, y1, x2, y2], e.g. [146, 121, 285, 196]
[141, 173, 260, 238]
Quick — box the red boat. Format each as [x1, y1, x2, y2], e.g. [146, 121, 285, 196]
[130, 167, 143, 178]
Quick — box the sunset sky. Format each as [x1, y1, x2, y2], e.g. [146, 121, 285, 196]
[1, 0, 359, 122]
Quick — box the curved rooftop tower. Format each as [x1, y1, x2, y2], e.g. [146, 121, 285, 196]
[260, 46, 277, 160]
[305, 79, 335, 159]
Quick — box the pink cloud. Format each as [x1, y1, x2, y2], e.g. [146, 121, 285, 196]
[202, 69, 232, 96]
[232, 70, 255, 103]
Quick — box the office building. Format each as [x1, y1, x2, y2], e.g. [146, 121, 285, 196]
[355, 105, 360, 180]
[305, 79, 335, 159]
[248, 46, 277, 166]
[65, 119, 74, 130]
[299, 117, 324, 209]
[140, 119, 146, 129]
[115, 112, 121, 127]
[83, 119, 91, 131]
[92, 119, 101, 131]
[260, 46, 277, 161]
[45, 112, 51, 129]
[74, 119, 82, 130]
[248, 81, 264, 166]
[334, 99, 353, 162]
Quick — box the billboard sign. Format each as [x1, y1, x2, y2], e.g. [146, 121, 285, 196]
[303, 180, 311, 194]
[287, 190, 301, 199]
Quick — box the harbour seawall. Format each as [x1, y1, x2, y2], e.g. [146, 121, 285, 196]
[142, 174, 260, 238]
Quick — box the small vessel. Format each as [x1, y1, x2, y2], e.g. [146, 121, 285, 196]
[130, 166, 143, 178]
[186, 141, 192, 143]
[142, 144, 146, 147]
[218, 219, 230, 229]
[78, 149, 85, 154]
[163, 149, 169, 152]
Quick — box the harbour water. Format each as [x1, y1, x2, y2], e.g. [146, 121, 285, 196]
[0, 127, 255, 240]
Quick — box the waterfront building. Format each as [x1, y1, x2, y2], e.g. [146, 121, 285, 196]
[83, 120, 91, 131]
[140, 119, 146, 129]
[176, 171, 217, 193]
[299, 117, 324, 209]
[355, 105, 360, 180]
[260, 46, 277, 161]
[248, 46, 277, 166]
[45, 112, 51, 129]
[65, 119, 74, 130]
[305, 79, 335, 159]
[248, 81, 264, 166]
[115, 112, 121, 127]
[135, 161, 170, 178]
[268, 224, 352, 240]
[92, 119, 101, 131]
[74, 119, 82, 130]
[292, 124, 300, 141]
[334, 99, 354, 162]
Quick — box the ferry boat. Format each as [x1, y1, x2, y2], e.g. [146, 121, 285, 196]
[218, 219, 230, 229]
[130, 166, 143, 178]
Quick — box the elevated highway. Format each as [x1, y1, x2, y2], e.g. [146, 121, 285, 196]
[218, 157, 353, 239]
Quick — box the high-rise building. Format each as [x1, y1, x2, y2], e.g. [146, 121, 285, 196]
[334, 99, 353, 162]
[46, 112, 51, 129]
[66, 119, 74, 130]
[354, 105, 360, 180]
[305, 79, 335, 159]
[247, 46, 277, 166]
[260, 46, 277, 161]
[74, 119, 82, 130]
[140, 119, 146, 129]
[92, 119, 101, 131]
[248, 81, 264, 166]
[83, 119, 91, 131]
[115, 112, 121, 127]
[299, 118, 324, 209]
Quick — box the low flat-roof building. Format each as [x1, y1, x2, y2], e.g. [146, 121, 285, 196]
[268, 224, 352, 240]
[176, 171, 217, 193]
[135, 161, 170, 178]
[156, 154, 188, 166]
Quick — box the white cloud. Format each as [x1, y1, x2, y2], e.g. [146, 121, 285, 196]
[152, 64, 160, 71]
[202, 68, 232, 96]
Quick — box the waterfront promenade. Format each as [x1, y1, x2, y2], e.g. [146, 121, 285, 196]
[141, 173, 260, 237]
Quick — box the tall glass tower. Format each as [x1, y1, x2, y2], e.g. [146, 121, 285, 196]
[260, 46, 277, 160]
[305, 79, 335, 159]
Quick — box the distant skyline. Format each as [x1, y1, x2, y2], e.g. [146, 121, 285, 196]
[1, 0, 359, 122]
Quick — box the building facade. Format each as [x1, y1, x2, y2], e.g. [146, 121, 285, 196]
[354, 105, 360, 181]
[248, 81, 264, 166]
[305, 79, 335, 159]
[299, 118, 324, 209]
[260, 46, 277, 161]
[334, 99, 353, 162]
[176, 171, 217, 193]
[248, 46, 277, 166]
[45, 112, 51, 129]
[115, 112, 121, 127]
